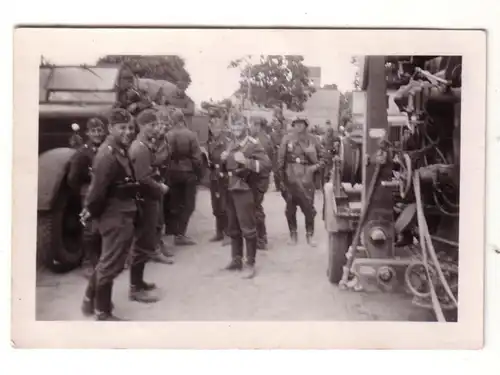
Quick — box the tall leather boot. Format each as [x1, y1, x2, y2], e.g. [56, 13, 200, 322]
[306, 218, 317, 247]
[210, 216, 225, 242]
[225, 237, 243, 270]
[95, 283, 124, 321]
[288, 231, 298, 245]
[256, 221, 268, 250]
[81, 272, 96, 316]
[242, 237, 257, 279]
[129, 262, 159, 303]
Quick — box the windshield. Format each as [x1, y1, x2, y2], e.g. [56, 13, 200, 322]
[40, 66, 120, 104]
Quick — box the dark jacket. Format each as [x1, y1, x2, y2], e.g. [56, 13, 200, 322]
[223, 135, 271, 192]
[207, 133, 231, 181]
[84, 136, 138, 218]
[166, 125, 202, 176]
[128, 136, 165, 201]
[277, 132, 326, 187]
[67, 141, 99, 198]
[254, 130, 274, 177]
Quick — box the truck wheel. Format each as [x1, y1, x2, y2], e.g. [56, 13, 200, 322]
[37, 188, 84, 273]
[327, 231, 352, 285]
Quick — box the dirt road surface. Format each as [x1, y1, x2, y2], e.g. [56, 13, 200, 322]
[36, 187, 434, 322]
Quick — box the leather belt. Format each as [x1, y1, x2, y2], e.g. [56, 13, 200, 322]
[289, 157, 310, 165]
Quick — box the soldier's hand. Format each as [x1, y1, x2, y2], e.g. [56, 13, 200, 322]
[234, 151, 247, 164]
[221, 151, 229, 161]
[79, 209, 91, 227]
[128, 103, 139, 112]
[160, 183, 170, 195]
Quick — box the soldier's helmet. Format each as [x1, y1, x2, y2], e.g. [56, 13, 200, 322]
[108, 108, 133, 125]
[291, 116, 310, 128]
[136, 108, 159, 128]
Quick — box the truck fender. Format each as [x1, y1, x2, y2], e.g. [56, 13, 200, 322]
[38, 147, 77, 211]
[323, 181, 340, 233]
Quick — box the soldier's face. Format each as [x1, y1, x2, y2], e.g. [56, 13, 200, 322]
[293, 121, 307, 133]
[230, 121, 246, 138]
[157, 122, 169, 137]
[86, 126, 106, 145]
[109, 121, 136, 147]
[121, 76, 134, 90]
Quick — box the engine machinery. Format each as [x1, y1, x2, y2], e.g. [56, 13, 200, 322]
[323, 56, 461, 322]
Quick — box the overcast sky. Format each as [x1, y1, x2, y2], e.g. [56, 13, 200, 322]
[40, 30, 358, 107]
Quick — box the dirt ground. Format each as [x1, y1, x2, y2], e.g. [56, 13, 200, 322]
[36, 186, 434, 322]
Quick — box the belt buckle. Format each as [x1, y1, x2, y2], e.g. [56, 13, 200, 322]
[295, 157, 301, 164]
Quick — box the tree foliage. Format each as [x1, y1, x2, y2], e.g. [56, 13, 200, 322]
[229, 55, 316, 112]
[96, 55, 191, 86]
[350, 56, 361, 89]
[339, 91, 353, 129]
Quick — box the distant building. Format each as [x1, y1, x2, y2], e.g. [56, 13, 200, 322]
[229, 65, 340, 130]
[308, 66, 322, 89]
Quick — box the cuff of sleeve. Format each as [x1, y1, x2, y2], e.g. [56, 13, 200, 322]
[255, 160, 260, 173]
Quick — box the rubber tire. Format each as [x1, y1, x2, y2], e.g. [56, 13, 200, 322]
[37, 189, 84, 273]
[327, 231, 352, 285]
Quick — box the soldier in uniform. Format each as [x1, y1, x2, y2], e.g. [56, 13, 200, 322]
[128, 109, 171, 304]
[269, 107, 287, 195]
[162, 80, 195, 128]
[67, 118, 107, 279]
[115, 69, 153, 117]
[80, 108, 139, 321]
[322, 127, 341, 183]
[165, 108, 202, 246]
[277, 117, 326, 247]
[221, 112, 271, 278]
[249, 117, 274, 250]
[207, 113, 231, 245]
[154, 108, 175, 258]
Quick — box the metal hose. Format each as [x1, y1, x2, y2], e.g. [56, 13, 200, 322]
[413, 172, 458, 318]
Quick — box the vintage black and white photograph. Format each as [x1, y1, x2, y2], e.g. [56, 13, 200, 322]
[12, 28, 486, 348]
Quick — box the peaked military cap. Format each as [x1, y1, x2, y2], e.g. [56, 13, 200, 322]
[136, 108, 159, 128]
[108, 108, 132, 125]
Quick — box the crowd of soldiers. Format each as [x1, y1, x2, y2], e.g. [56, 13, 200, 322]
[67, 69, 342, 321]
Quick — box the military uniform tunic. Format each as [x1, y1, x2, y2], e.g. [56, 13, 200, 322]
[223, 135, 271, 242]
[128, 136, 165, 273]
[269, 118, 287, 195]
[164, 125, 202, 237]
[251, 130, 274, 246]
[277, 132, 325, 235]
[207, 133, 231, 235]
[84, 136, 138, 314]
[67, 142, 102, 269]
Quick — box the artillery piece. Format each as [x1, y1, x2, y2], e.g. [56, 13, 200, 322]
[323, 56, 461, 321]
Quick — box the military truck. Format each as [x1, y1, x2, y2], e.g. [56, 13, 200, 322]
[37, 64, 210, 273]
